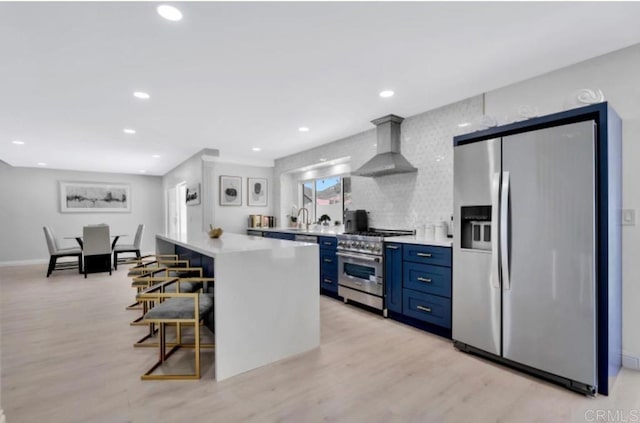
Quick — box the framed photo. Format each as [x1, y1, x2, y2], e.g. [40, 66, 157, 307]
[186, 183, 201, 206]
[248, 177, 268, 207]
[220, 175, 242, 206]
[60, 181, 131, 213]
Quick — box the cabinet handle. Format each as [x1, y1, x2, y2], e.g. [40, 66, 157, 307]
[323, 259, 333, 263]
[323, 279, 333, 284]
[417, 277, 432, 283]
[417, 305, 432, 313]
[323, 242, 333, 246]
[417, 253, 432, 258]
[386, 245, 399, 250]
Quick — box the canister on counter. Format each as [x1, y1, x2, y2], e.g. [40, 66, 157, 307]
[249, 214, 262, 228]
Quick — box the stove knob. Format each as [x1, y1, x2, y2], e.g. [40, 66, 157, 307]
[354, 242, 361, 248]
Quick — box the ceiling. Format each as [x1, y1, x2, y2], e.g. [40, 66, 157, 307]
[1, 2, 640, 176]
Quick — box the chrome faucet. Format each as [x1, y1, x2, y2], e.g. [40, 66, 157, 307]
[297, 207, 310, 230]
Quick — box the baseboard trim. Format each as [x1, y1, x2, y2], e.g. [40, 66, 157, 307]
[0, 258, 48, 267]
[622, 352, 640, 370]
[0, 251, 155, 268]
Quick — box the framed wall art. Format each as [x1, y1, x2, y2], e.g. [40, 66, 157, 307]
[220, 175, 242, 206]
[59, 181, 131, 213]
[248, 177, 267, 207]
[186, 183, 201, 206]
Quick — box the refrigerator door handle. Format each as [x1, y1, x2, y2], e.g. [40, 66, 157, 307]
[490, 172, 501, 289]
[501, 171, 511, 290]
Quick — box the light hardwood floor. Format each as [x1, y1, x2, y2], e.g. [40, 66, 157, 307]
[1, 263, 639, 423]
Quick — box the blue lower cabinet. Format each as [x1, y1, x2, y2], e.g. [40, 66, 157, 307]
[402, 289, 451, 329]
[319, 236, 337, 249]
[403, 262, 451, 298]
[320, 250, 337, 271]
[320, 270, 338, 293]
[318, 236, 338, 296]
[384, 243, 403, 314]
[404, 244, 452, 267]
[264, 232, 295, 240]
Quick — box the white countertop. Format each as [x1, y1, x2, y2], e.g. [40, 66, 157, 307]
[385, 235, 453, 247]
[247, 226, 343, 237]
[157, 231, 317, 258]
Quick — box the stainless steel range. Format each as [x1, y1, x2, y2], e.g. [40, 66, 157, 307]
[336, 229, 413, 316]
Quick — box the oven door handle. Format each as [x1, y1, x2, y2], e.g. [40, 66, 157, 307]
[336, 252, 382, 263]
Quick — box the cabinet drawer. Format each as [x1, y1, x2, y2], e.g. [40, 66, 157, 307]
[320, 251, 337, 271]
[320, 271, 338, 293]
[402, 290, 451, 328]
[264, 232, 295, 240]
[403, 245, 451, 267]
[319, 236, 337, 250]
[403, 262, 451, 298]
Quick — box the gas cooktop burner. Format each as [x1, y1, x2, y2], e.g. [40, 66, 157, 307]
[337, 228, 414, 256]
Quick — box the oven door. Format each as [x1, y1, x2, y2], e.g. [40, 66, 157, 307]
[336, 251, 383, 297]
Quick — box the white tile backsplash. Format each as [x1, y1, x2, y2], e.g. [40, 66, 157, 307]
[274, 96, 483, 231]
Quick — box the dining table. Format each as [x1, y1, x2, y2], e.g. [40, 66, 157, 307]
[64, 234, 126, 250]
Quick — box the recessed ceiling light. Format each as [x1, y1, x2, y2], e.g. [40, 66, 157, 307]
[133, 91, 150, 100]
[252, 147, 261, 152]
[12, 140, 24, 145]
[123, 128, 136, 134]
[37, 162, 47, 166]
[139, 170, 146, 173]
[152, 154, 161, 159]
[298, 127, 310, 132]
[457, 122, 471, 128]
[379, 90, 394, 98]
[157, 5, 183, 21]
[319, 158, 327, 162]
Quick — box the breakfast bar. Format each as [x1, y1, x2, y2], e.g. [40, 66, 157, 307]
[156, 232, 320, 381]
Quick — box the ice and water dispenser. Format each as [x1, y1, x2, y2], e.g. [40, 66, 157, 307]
[460, 206, 492, 251]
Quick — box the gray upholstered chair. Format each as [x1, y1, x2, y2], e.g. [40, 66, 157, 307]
[82, 225, 112, 278]
[113, 224, 144, 270]
[43, 226, 83, 277]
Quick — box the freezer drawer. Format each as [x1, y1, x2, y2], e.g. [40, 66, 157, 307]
[403, 289, 451, 328]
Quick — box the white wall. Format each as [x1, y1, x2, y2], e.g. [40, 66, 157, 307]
[0, 162, 164, 264]
[484, 43, 640, 366]
[274, 96, 483, 231]
[212, 162, 274, 234]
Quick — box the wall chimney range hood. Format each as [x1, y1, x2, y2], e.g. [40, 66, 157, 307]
[352, 114, 417, 177]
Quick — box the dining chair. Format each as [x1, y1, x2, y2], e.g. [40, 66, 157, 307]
[83, 225, 112, 278]
[43, 226, 83, 277]
[113, 224, 144, 270]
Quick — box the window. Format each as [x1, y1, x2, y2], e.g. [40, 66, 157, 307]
[299, 176, 351, 224]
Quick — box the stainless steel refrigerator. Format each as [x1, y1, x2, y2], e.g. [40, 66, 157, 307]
[452, 103, 622, 395]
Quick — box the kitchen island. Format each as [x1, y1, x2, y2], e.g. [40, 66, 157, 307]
[156, 232, 320, 381]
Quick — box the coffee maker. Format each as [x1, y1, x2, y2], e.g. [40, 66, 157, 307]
[344, 210, 368, 233]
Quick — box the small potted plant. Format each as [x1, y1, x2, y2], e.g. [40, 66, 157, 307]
[318, 214, 331, 226]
